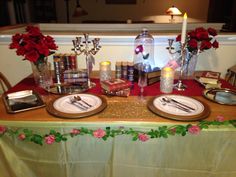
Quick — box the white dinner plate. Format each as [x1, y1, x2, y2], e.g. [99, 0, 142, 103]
[148, 94, 210, 121]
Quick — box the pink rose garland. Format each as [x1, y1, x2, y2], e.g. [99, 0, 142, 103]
[188, 125, 201, 135]
[70, 129, 80, 135]
[18, 133, 26, 140]
[216, 115, 224, 122]
[45, 135, 56, 144]
[138, 133, 149, 142]
[93, 128, 106, 138]
[0, 126, 7, 134]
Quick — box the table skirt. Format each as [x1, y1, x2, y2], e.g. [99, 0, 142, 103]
[1, 123, 236, 177]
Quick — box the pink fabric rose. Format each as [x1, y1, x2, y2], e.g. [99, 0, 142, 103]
[93, 128, 106, 138]
[138, 133, 149, 142]
[44, 135, 55, 144]
[188, 125, 201, 135]
[216, 115, 224, 122]
[165, 59, 179, 70]
[0, 126, 7, 134]
[18, 133, 26, 140]
[70, 129, 80, 135]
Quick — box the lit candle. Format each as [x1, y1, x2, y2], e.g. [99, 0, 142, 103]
[160, 67, 174, 93]
[181, 13, 188, 44]
[99, 61, 112, 82]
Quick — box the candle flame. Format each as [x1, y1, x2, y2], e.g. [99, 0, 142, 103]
[101, 61, 111, 65]
[184, 13, 187, 18]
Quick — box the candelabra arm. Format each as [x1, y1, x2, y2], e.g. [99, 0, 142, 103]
[174, 43, 187, 91]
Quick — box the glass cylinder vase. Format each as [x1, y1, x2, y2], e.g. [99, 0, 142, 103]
[31, 57, 52, 90]
[184, 53, 198, 77]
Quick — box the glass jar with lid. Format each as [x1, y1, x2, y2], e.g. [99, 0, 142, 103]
[133, 28, 155, 72]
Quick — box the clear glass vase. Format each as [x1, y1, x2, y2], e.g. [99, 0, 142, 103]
[184, 53, 198, 76]
[31, 57, 52, 90]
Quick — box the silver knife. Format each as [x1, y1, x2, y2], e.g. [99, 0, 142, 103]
[169, 98, 195, 111]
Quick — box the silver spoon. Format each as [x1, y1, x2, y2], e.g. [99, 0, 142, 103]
[74, 96, 93, 107]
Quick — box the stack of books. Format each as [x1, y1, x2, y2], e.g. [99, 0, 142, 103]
[100, 79, 132, 97]
[195, 71, 221, 88]
[133, 67, 161, 85]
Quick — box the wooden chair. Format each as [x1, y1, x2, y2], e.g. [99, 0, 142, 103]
[0, 72, 12, 93]
[225, 65, 236, 87]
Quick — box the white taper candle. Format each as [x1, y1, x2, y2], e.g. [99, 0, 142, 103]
[181, 13, 188, 44]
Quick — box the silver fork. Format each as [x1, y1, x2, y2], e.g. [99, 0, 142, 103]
[69, 97, 88, 110]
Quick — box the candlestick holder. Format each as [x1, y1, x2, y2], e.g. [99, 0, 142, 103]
[173, 43, 187, 91]
[72, 34, 101, 88]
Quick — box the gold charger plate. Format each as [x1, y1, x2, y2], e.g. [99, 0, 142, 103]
[203, 88, 236, 105]
[147, 94, 210, 121]
[46, 93, 107, 119]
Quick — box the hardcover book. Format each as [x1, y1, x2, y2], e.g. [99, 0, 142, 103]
[198, 71, 221, 84]
[100, 79, 132, 91]
[133, 68, 161, 85]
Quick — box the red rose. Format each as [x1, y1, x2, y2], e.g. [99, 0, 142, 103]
[176, 34, 181, 42]
[26, 26, 41, 36]
[188, 31, 196, 39]
[188, 39, 198, 49]
[16, 47, 26, 56]
[37, 44, 50, 56]
[194, 27, 209, 40]
[9, 42, 20, 49]
[200, 40, 212, 50]
[212, 40, 219, 48]
[25, 50, 40, 62]
[195, 27, 207, 33]
[208, 27, 217, 36]
[196, 31, 209, 40]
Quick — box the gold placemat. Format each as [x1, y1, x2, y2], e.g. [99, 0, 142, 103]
[98, 97, 157, 119]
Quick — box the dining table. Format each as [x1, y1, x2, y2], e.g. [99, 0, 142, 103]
[0, 74, 236, 177]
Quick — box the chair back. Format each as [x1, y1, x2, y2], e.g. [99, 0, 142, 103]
[0, 72, 12, 94]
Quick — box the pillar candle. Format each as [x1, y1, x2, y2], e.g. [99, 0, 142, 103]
[181, 13, 188, 44]
[99, 61, 112, 82]
[160, 67, 174, 93]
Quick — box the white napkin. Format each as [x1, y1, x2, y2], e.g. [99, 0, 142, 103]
[7, 90, 33, 99]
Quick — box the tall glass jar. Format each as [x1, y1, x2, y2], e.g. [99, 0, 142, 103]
[133, 28, 155, 72]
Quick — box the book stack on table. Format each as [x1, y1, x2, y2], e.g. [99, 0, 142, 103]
[195, 71, 221, 89]
[100, 79, 132, 97]
[133, 67, 161, 85]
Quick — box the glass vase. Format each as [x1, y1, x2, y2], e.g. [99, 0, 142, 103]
[31, 58, 52, 90]
[184, 53, 198, 76]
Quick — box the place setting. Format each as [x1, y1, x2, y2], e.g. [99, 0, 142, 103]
[46, 93, 107, 119]
[147, 94, 210, 121]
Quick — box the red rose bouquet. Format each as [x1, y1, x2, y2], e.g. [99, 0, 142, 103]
[9, 25, 58, 64]
[176, 27, 219, 53]
[166, 27, 220, 76]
